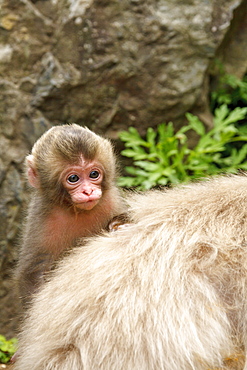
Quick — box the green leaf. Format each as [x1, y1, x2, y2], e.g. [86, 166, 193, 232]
[146, 127, 156, 145]
[141, 180, 156, 190]
[0, 335, 17, 363]
[117, 177, 138, 187]
[119, 128, 149, 147]
[175, 132, 187, 144]
[185, 113, 205, 136]
[120, 149, 139, 158]
[229, 144, 247, 164]
[223, 107, 247, 125]
[157, 177, 169, 185]
[214, 105, 247, 127]
[133, 161, 161, 172]
[149, 172, 163, 182]
[158, 122, 174, 139]
[213, 104, 229, 126]
[124, 166, 139, 175]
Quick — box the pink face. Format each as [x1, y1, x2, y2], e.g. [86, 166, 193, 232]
[60, 158, 104, 211]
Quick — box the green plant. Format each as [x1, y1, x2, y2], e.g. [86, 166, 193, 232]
[211, 61, 247, 109]
[118, 104, 247, 190]
[0, 335, 17, 364]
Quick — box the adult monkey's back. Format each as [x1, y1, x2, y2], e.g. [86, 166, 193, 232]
[14, 174, 247, 369]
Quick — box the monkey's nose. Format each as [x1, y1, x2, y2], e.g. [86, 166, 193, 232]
[82, 189, 93, 196]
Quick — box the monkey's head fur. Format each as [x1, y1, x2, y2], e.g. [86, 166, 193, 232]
[26, 124, 118, 205]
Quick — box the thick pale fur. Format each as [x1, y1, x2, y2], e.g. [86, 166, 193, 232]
[14, 175, 247, 369]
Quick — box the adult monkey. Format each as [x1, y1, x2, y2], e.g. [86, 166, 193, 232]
[14, 174, 247, 370]
[15, 124, 126, 307]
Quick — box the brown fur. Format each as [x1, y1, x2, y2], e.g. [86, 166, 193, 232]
[15, 124, 125, 307]
[14, 174, 247, 369]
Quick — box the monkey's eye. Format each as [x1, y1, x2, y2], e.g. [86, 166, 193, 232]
[67, 174, 80, 183]
[89, 170, 100, 179]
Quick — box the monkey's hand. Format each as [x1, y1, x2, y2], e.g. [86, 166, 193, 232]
[107, 213, 131, 232]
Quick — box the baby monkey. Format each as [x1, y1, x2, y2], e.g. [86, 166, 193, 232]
[15, 124, 125, 307]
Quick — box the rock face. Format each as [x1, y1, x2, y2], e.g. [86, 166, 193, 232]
[0, 0, 246, 337]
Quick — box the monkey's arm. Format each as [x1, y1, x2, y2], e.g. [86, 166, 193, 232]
[15, 249, 54, 308]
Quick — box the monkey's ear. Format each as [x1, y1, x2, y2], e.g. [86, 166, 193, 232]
[26, 155, 40, 188]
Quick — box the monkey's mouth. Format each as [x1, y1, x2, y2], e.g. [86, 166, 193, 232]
[74, 199, 99, 210]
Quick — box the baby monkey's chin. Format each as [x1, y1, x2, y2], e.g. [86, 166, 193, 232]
[74, 199, 100, 211]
